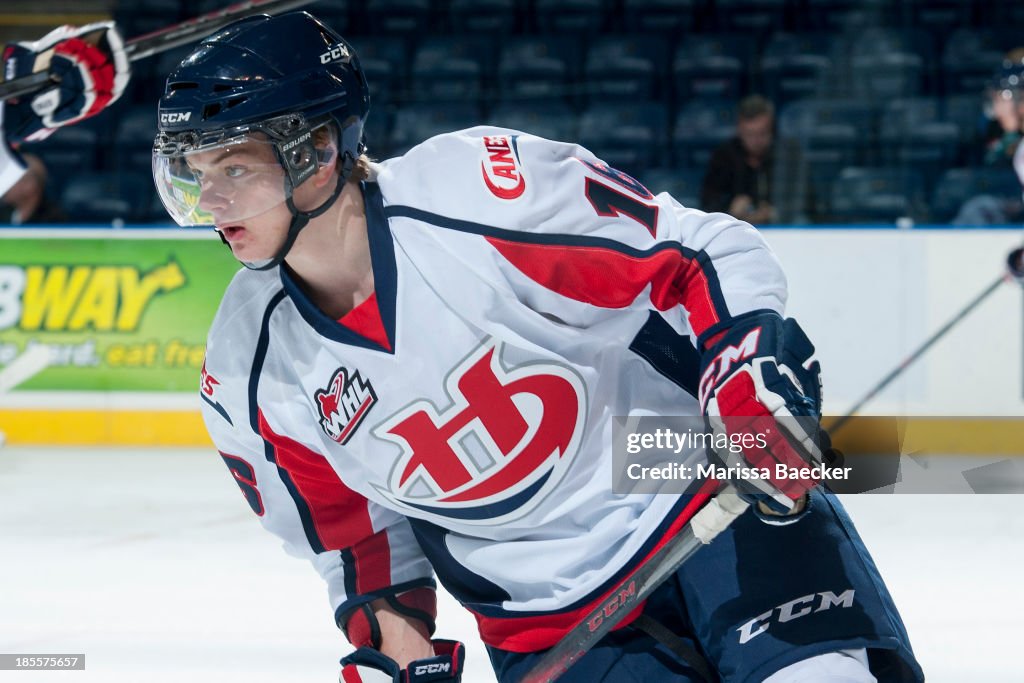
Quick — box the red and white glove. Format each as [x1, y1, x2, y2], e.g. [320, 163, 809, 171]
[3, 21, 130, 143]
[339, 640, 465, 683]
[698, 312, 825, 514]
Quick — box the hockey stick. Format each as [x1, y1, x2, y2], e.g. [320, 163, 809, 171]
[0, 0, 314, 101]
[828, 271, 1012, 435]
[519, 485, 749, 683]
[0, 344, 51, 394]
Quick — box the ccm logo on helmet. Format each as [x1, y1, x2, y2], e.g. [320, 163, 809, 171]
[319, 43, 350, 64]
[160, 111, 192, 124]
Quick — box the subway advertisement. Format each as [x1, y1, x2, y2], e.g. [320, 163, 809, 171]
[0, 229, 239, 445]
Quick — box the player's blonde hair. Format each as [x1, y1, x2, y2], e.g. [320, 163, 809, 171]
[349, 154, 372, 182]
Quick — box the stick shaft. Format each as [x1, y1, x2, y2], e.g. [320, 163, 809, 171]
[123, 0, 314, 61]
[520, 487, 747, 683]
[829, 272, 1008, 434]
[0, 0, 314, 101]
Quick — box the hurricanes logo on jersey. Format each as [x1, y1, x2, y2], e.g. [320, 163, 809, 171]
[480, 135, 526, 199]
[374, 341, 585, 524]
[315, 366, 377, 444]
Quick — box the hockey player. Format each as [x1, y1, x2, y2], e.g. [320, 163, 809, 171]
[153, 12, 923, 682]
[0, 22, 129, 197]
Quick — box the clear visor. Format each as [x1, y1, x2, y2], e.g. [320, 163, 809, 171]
[153, 133, 294, 227]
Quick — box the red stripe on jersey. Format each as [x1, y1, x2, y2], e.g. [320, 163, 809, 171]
[469, 478, 719, 652]
[258, 412, 392, 590]
[337, 292, 391, 351]
[340, 667, 363, 683]
[485, 237, 723, 336]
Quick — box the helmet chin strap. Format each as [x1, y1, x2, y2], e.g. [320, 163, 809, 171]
[241, 167, 347, 272]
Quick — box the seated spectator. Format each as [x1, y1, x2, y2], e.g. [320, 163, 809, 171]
[0, 154, 67, 224]
[700, 95, 809, 225]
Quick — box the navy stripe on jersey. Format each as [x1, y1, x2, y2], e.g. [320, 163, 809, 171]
[628, 311, 701, 399]
[403, 468, 554, 520]
[340, 547, 358, 598]
[248, 289, 326, 554]
[201, 391, 233, 425]
[382, 204, 731, 329]
[408, 517, 513, 606]
[248, 289, 287, 433]
[365, 182, 398, 346]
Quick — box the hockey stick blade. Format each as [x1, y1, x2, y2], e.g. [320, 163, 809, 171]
[0, 344, 51, 394]
[0, 0, 315, 101]
[519, 486, 748, 683]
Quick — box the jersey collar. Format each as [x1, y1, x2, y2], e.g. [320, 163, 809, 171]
[279, 181, 398, 354]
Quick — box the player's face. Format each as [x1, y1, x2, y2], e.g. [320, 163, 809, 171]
[187, 140, 292, 262]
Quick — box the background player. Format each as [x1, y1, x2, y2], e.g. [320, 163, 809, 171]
[0, 21, 128, 447]
[154, 12, 923, 683]
[996, 52, 1024, 286]
[0, 21, 129, 197]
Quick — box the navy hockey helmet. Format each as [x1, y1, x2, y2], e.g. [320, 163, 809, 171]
[152, 11, 370, 269]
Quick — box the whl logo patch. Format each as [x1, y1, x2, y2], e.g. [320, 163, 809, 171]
[480, 135, 526, 199]
[315, 366, 377, 444]
[375, 341, 585, 524]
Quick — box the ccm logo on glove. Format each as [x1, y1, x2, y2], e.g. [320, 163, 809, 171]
[698, 327, 761, 409]
[414, 663, 451, 675]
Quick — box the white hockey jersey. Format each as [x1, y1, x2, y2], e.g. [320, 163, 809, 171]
[200, 127, 788, 653]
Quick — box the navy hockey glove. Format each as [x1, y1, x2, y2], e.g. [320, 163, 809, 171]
[339, 640, 465, 683]
[698, 311, 825, 514]
[1009, 247, 1024, 285]
[2, 21, 129, 143]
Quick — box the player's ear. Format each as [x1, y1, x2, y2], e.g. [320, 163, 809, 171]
[310, 150, 339, 188]
[310, 124, 340, 188]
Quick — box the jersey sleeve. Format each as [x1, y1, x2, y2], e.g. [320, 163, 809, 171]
[200, 271, 435, 631]
[376, 126, 787, 346]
